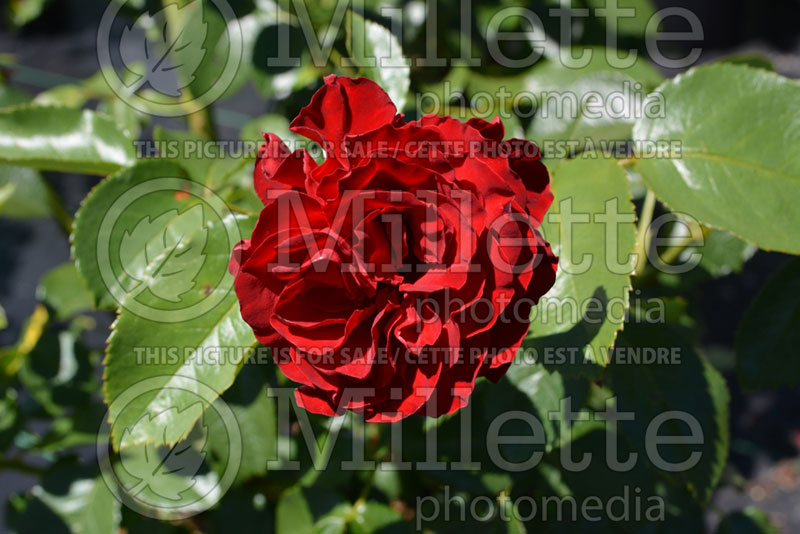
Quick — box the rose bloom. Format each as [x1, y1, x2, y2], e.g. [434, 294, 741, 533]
[229, 75, 557, 422]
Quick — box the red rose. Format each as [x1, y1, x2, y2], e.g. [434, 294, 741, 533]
[229, 75, 557, 422]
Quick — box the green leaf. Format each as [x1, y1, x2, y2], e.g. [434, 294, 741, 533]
[0, 303, 6, 330]
[736, 257, 800, 390]
[8, 462, 120, 534]
[0, 84, 31, 108]
[7, 0, 51, 27]
[609, 325, 730, 505]
[275, 487, 348, 534]
[18, 321, 100, 416]
[72, 160, 193, 308]
[37, 262, 94, 320]
[525, 156, 637, 378]
[685, 229, 757, 278]
[717, 507, 778, 534]
[525, 49, 662, 159]
[632, 64, 800, 254]
[525, 47, 664, 93]
[346, 11, 410, 110]
[349, 501, 407, 534]
[104, 212, 256, 450]
[97, 97, 143, 140]
[0, 106, 136, 174]
[481, 364, 589, 454]
[528, 71, 650, 158]
[240, 113, 294, 146]
[0, 164, 51, 218]
[72, 159, 256, 449]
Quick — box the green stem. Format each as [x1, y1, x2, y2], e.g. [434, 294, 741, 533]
[187, 106, 216, 141]
[161, 0, 217, 140]
[634, 189, 656, 277]
[45, 180, 74, 235]
[660, 223, 710, 265]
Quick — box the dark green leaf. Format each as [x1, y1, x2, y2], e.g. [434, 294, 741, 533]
[205, 362, 275, 485]
[0, 164, 51, 218]
[37, 262, 94, 320]
[275, 487, 348, 534]
[736, 257, 800, 389]
[609, 325, 730, 504]
[717, 507, 778, 534]
[8, 462, 120, 534]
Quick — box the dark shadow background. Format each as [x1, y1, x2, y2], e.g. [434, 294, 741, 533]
[1, 0, 799, 531]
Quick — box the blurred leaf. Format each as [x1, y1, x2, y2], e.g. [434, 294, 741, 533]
[8, 461, 120, 534]
[0, 106, 135, 174]
[275, 486, 348, 534]
[717, 507, 778, 534]
[682, 229, 757, 278]
[349, 501, 408, 534]
[525, 47, 664, 93]
[525, 156, 636, 378]
[633, 64, 800, 254]
[0, 303, 48, 378]
[717, 53, 775, 71]
[18, 322, 99, 416]
[346, 11, 410, 110]
[0, 164, 51, 218]
[0, 303, 6, 330]
[97, 98, 143, 140]
[36, 262, 94, 320]
[33, 404, 107, 453]
[203, 488, 274, 534]
[7, 0, 52, 27]
[736, 257, 800, 390]
[609, 325, 730, 505]
[153, 126, 216, 183]
[240, 113, 294, 146]
[33, 84, 90, 107]
[0, 84, 31, 107]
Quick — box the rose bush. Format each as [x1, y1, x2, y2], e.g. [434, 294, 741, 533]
[229, 75, 558, 421]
